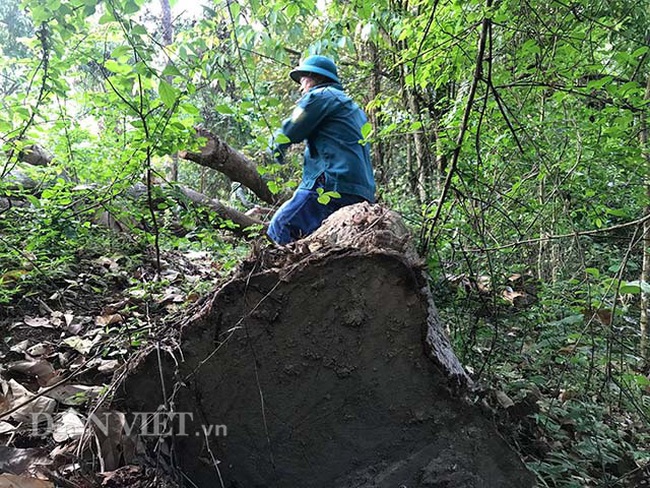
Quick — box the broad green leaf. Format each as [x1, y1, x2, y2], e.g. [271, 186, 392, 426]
[586, 76, 613, 90]
[158, 80, 177, 108]
[124, 0, 140, 14]
[98, 11, 115, 23]
[621, 280, 650, 294]
[180, 103, 200, 115]
[360, 122, 372, 139]
[131, 24, 148, 36]
[274, 133, 291, 144]
[104, 60, 130, 74]
[162, 64, 182, 77]
[25, 195, 41, 208]
[619, 282, 641, 294]
[215, 104, 235, 115]
[111, 46, 131, 58]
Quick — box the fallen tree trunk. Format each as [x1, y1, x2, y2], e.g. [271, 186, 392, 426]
[119, 203, 534, 488]
[179, 128, 284, 205]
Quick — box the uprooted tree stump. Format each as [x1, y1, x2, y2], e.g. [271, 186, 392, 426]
[119, 203, 535, 487]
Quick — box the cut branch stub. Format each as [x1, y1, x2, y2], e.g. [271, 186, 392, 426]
[179, 128, 283, 205]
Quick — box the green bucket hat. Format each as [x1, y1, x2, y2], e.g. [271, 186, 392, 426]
[289, 55, 340, 84]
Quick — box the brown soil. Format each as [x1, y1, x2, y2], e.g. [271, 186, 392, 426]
[120, 204, 535, 488]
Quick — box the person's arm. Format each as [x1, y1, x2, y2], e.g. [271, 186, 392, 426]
[269, 90, 331, 163]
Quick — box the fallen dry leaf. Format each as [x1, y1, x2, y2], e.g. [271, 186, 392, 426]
[7, 360, 57, 386]
[0, 446, 51, 476]
[0, 473, 54, 488]
[95, 256, 121, 273]
[158, 287, 185, 305]
[95, 314, 123, 327]
[161, 269, 181, 283]
[64, 313, 74, 327]
[96, 360, 120, 373]
[101, 299, 129, 316]
[22, 317, 54, 329]
[0, 421, 16, 434]
[1, 379, 56, 423]
[62, 337, 94, 355]
[52, 409, 85, 442]
[10, 341, 30, 354]
[495, 390, 515, 409]
[25, 344, 50, 357]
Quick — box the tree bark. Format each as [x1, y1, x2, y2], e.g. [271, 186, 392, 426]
[365, 42, 386, 186]
[404, 88, 429, 205]
[179, 128, 283, 205]
[640, 73, 650, 363]
[159, 0, 178, 182]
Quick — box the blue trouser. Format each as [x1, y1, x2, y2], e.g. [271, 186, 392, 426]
[267, 187, 366, 244]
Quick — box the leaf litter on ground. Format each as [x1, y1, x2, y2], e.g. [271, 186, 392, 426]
[0, 248, 223, 486]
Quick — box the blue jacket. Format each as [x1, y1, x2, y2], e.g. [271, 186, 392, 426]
[272, 83, 376, 203]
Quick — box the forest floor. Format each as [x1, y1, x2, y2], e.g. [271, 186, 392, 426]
[0, 232, 648, 487]
[0, 242, 228, 487]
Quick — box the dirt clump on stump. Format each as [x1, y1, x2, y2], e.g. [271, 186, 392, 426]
[120, 203, 535, 487]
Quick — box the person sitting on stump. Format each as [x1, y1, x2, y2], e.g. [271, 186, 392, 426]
[267, 55, 376, 245]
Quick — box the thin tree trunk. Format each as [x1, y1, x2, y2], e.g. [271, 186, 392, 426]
[366, 43, 385, 186]
[405, 89, 429, 205]
[160, 0, 178, 181]
[639, 74, 650, 362]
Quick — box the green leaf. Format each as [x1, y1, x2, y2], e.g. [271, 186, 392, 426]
[316, 190, 340, 205]
[180, 103, 200, 115]
[124, 0, 140, 14]
[158, 80, 177, 108]
[619, 282, 641, 294]
[111, 46, 131, 58]
[162, 64, 183, 77]
[586, 75, 613, 91]
[131, 24, 148, 36]
[360, 122, 372, 139]
[585, 268, 599, 279]
[25, 194, 41, 208]
[104, 60, 130, 74]
[98, 11, 115, 23]
[621, 280, 650, 294]
[274, 133, 291, 144]
[215, 104, 235, 115]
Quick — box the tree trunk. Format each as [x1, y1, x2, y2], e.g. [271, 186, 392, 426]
[365, 42, 386, 186]
[120, 203, 535, 488]
[406, 90, 429, 205]
[159, 0, 178, 182]
[640, 74, 650, 362]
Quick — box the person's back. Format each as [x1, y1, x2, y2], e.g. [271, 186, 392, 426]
[267, 55, 376, 244]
